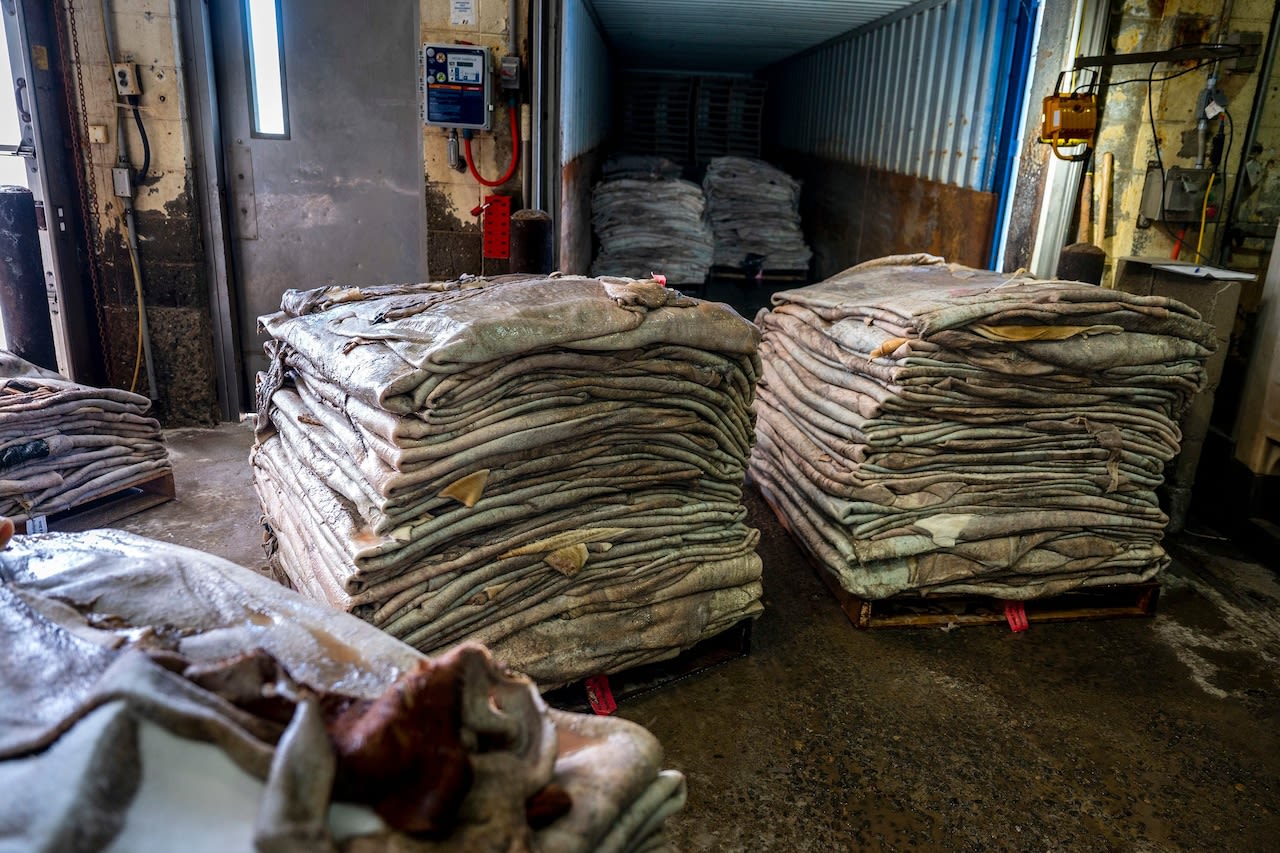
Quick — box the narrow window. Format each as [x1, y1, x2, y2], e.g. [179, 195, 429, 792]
[243, 0, 288, 138]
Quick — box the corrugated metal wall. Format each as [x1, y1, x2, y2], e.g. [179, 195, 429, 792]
[560, 0, 612, 164]
[766, 0, 1019, 192]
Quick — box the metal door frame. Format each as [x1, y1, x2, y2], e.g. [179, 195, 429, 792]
[186, 0, 426, 414]
[178, 0, 241, 420]
[4, 0, 101, 382]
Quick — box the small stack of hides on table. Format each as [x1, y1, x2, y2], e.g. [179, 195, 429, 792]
[590, 156, 714, 286]
[702, 156, 812, 273]
[749, 255, 1215, 600]
[253, 274, 763, 687]
[0, 351, 170, 525]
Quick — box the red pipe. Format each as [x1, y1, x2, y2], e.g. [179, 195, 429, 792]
[464, 106, 519, 187]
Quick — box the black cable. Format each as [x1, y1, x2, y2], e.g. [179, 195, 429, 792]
[129, 94, 150, 185]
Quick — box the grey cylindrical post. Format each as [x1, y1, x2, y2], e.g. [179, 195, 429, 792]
[0, 185, 57, 370]
[510, 209, 553, 274]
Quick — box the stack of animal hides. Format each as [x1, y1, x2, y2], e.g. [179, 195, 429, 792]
[591, 156, 714, 285]
[703, 156, 812, 272]
[750, 255, 1214, 600]
[253, 274, 763, 687]
[0, 350, 170, 525]
[0, 523, 687, 851]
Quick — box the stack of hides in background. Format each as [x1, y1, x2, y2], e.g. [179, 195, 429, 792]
[1, 526, 686, 851]
[0, 351, 169, 524]
[253, 274, 763, 687]
[703, 156, 812, 272]
[750, 255, 1214, 600]
[591, 156, 713, 285]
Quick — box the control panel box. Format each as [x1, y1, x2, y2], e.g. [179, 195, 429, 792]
[423, 44, 491, 130]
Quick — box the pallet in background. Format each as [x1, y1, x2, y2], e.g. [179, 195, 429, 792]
[814, 565, 1160, 630]
[12, 469, 176, 534]
[756, 482, 1160, 630]
[708, 265, 809, 288]
[544, 618, 752, 713]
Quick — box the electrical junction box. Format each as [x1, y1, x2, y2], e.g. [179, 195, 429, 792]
[423, 44, 491, 130]
[1139, 165, 1216, 225]
[111, 166, 132, 198]
[113, 62, 141, 96]
[1040, 93, 1097, 148]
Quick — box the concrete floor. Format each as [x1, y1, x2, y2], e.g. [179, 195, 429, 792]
[111, 424, 1280, 851]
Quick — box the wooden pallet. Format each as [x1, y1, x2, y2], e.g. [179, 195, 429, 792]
[543, 619, 752, 713]
[709, 265, 810, 287]
[755, 481, 1160, 630]
[815, 564, 1160, 630]
[12, 469, 176, 534]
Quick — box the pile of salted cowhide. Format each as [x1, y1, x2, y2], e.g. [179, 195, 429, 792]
[252, 273, 763, 688]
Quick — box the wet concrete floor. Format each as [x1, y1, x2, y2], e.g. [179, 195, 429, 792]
[112, 424, 1280, 851]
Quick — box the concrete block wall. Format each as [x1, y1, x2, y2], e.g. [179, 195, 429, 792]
[62, 0, 219, 425]
[422, 0, 528, 280]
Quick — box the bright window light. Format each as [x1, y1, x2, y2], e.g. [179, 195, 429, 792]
[244, 0, 288, 137]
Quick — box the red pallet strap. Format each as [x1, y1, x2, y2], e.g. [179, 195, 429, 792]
[1003, 600, 1029, 632]
[476, 194, 511, 259]
[584, 674, 617, 716]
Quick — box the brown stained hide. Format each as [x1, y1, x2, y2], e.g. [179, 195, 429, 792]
[183, 648, 299, 727]
[525, 782, 573, 829]
[325, 655, 474, 837]
[170, 645, 479, 837]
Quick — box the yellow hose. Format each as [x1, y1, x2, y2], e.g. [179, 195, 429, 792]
[1196, 172, 1216, 262]
[127, 241, 144, 393]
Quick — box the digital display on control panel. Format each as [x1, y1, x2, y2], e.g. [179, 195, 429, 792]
[447, 54, 483, 85]
[423, 44, 491, 130]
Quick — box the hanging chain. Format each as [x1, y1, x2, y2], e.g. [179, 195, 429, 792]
[52, 0, 118, 386]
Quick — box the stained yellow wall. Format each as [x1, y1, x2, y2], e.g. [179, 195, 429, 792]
[422, 0, 528, 280]
[60, 0, 219, 425]
[1092, 0, 1274, 281]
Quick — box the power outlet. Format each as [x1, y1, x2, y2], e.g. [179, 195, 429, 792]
[88, 124, 108, 144]
[113, 63, 141, 96]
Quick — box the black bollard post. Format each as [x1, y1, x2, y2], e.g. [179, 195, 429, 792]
[0, 185, 57, 369]
[509, 209, 553, 274]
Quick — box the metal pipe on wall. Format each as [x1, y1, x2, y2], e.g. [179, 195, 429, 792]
[531, 0, 544, 211]
[519, 0, 532, 208]
[508, 0, 518, 55]
[1218, 0, 1280, 265]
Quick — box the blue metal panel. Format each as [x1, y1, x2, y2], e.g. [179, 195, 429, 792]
[766, 0, 1031, 194]
[560, 0, 612, 164]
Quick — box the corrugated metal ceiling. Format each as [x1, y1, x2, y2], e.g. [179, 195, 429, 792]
[588, 0, 921, 72]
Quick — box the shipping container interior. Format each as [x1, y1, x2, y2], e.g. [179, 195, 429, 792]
[556, 0, 1039, 317]
[555, 0, 1280, 532]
